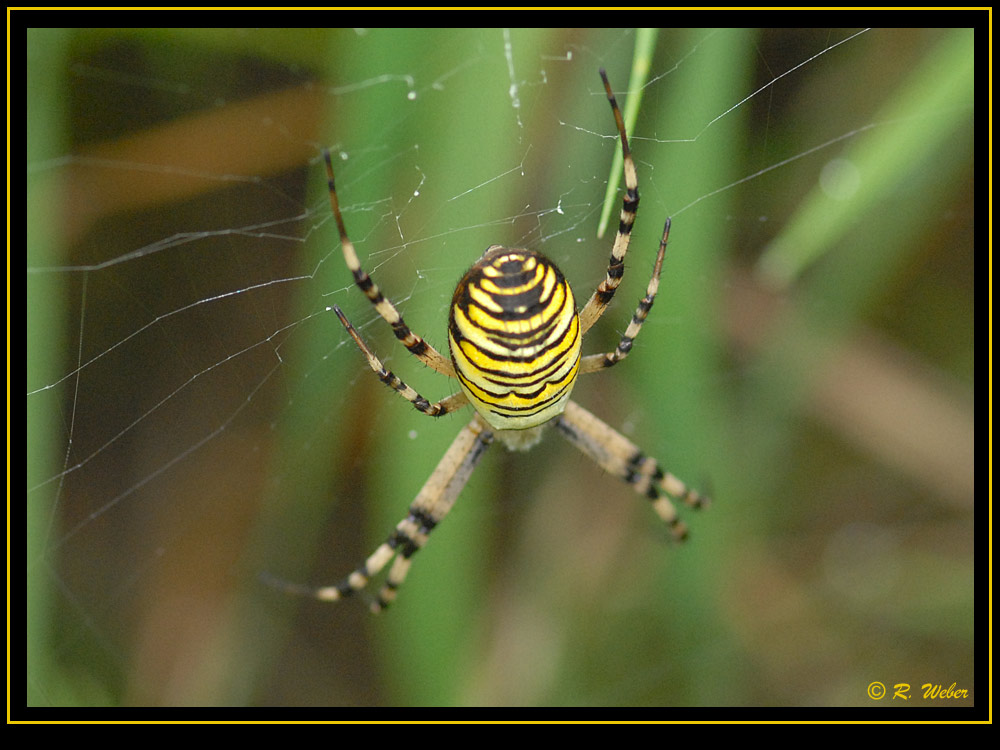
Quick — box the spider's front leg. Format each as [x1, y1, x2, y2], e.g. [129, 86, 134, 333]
[578, 69, 641, 336]
[580, 219, 670, 374]
[323, 149, 455, 377]
[554, 400, 707, 540]
[332, 305, 469, 418]
[313, 415, 493, 612]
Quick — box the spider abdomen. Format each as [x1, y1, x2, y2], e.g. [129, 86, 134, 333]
[448, 246, 581, 431]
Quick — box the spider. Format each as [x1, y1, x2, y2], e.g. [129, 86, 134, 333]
[303, 69, 707, 612]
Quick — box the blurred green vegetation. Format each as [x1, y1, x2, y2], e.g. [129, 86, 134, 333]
[26, 27, 976, 711]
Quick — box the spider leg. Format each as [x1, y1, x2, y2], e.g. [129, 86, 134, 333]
[579, 69, 640, 336]
[311, 415, 493, 612]
[323, 149, 456, 377]
[334, 305, 468, 417]
[554, 400, 707, 540]
[580, 219, 670, 374]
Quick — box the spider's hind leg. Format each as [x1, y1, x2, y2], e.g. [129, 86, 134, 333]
[554, 400, 707, 540]
[280, 416, 493, 613]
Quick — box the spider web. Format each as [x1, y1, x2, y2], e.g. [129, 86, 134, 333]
[24, 27, 978, 710]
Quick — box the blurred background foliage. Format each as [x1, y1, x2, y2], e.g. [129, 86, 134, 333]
[26, 26, 978, 710]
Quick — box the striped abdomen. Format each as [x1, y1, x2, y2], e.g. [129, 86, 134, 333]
[448, 246, 581, 432]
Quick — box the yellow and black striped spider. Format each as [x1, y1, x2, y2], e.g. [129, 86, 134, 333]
[307, 70, 707, 612]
